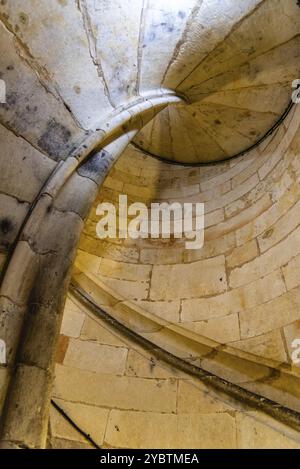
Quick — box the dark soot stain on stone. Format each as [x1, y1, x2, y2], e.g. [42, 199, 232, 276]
[38, 119, 72, 160]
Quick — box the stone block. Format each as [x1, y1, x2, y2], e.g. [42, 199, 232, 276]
[63, 338, 128, 375]
[150, 256, 227, 301]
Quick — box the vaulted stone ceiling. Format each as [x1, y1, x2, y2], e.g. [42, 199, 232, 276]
[134, 0, 300, 163]
[1, 0, 300, 449]
[1, 0, 299, 163]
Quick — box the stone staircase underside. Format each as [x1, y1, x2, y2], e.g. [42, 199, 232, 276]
[70, 266, 300, 431]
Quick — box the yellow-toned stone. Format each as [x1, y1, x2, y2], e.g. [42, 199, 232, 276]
[236, 413, 300, 449]
[54, 364, 177, 413]
[150, 256, 227, 301]
[63, 338, 128, 375]
[105, 410, 237, 449]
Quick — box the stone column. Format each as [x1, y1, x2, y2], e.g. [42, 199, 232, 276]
[0, 92, 183, 448]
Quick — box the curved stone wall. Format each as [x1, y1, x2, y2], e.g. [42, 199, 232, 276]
[51, 293, 300, 449]
[76, 105, 300, 371]
[49, 103, 300, 448]
[0, 0, 300, 450]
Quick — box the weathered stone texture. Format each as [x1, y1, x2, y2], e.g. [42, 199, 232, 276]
[1, 0, 300, 450]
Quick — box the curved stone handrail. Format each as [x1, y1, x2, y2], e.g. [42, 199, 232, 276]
[71, 265, 300, 421]
[0, 91, 184, 448]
